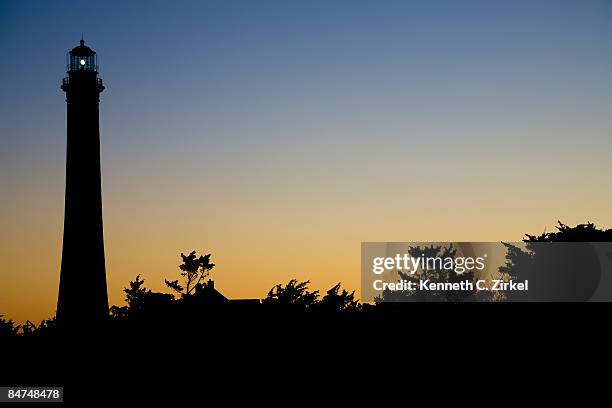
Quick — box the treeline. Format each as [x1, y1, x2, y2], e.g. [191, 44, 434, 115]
[1, 221, 610, 337]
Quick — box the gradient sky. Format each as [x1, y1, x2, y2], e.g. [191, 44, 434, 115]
[1, 0, 612, 323]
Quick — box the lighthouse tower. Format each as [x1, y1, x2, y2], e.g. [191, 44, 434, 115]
[57, 39, 108, 327]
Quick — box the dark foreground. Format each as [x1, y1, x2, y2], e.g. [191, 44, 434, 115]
[3, 302, 610, 405]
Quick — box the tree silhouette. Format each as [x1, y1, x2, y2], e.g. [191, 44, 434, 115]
[263, 279, 319, 309]
[316, 283, 360, 312]
[498, 221, 607, 301]
[525, 221, 612, 242]
[165, 251, 215, 297]
[20, 320, 37, 336]
[0, 314, 20, 337]
[111, 274, 175, 319]
[110, 274, 149, 318]
[33, 318, 57, 336]
[499, 242, 532, 282]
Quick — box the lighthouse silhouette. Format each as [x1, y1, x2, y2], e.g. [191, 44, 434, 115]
[57, 39, 109, 328]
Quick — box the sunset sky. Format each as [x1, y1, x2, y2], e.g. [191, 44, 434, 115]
[1, 0, 612, 323]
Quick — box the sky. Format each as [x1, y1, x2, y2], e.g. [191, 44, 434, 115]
[1, 0, 611, 323]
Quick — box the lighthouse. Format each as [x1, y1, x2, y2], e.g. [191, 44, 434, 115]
[57, 39, 109, 327]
